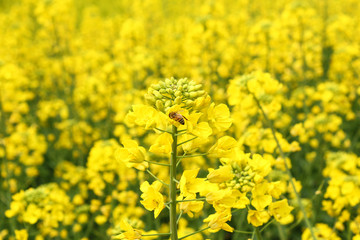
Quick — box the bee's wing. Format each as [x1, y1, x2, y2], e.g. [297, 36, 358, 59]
[177, 110, 188, 120]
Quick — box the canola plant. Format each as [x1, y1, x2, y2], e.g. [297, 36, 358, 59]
[0, 0, 360, 239]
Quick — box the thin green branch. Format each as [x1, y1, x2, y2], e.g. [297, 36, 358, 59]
[251, 92, 317, 240]
[145, 160, 170, 167]
[146, 169, 169, 187]
[178, 227, 210, 240]
[175, 131, 188, 137]
[154, 127, 172, 134]
[176, 210, 183, 225]
[260, 219, 275, 232]
[233, 229, 253, 234]
[276, 223, 287, 240]
[255, 227, 263, 240]
[142, 232, 171, 237]
[176, 151, 187, 167]
[177, 136, 198, 146]
[177, 153, 208, 159]
[176, 198, 206, 203]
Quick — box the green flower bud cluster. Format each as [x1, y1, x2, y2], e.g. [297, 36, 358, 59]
[145, 77, 206, 112]
[75, 205, 90, 214]
[221, 164, 256, 193]
[24, 185, 49, 203]
[236, 74, 255, 88]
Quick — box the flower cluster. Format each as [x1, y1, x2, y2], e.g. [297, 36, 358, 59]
[206, 143, 293, 229]
[1, 0, 360, 239]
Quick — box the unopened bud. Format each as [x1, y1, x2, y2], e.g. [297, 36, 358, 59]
[189, 92, 198, 98]
[153, 90, 163, 99]
[185, 100, 194, 107]
[175, 90, 182, 97]
[174, 97, 182, 104]
[145, 94, 156, 104]
[196, 90, 205, 97]
[165, 78, 172, 86]
[165, 100, 172, 108]
[194, 84, 202, 91]
[156, 100, 164, 110]
[159, 82, 166, 88]
[152, 84, 161, 90]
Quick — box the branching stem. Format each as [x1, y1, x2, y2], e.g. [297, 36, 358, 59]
[170, 125, 179, 240]
[251, 92, 317, 240]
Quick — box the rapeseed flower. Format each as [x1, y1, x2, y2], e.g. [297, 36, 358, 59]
[140, 181, 165, 218]
[116, 139, 148, 171]
[204, 209, 234, 232]
[179, 169, 205, 197]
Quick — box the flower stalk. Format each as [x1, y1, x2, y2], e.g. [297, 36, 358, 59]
[170, 125, 179, 240]
[252, 93, 317, 240]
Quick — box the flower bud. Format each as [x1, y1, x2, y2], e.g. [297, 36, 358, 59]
[185, 100, 194, 107]
[156, 100, 164, 111]
[189, 92, 198, 98]
[145, 94, 156, 104]
[196, 90, 205, 97]
[165, 100, 172, 108]
[194, 84, 202, 91]
[174, 97, 182, 105]
[165, 78, 172, 86]
[151, 84, 161, 90]
[153, 90, 163, 99]
[175, 90, 182, 97]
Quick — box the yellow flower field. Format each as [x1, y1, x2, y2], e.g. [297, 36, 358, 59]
[1, 0, 360, 239]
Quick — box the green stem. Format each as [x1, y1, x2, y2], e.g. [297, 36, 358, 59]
[176, 198, 206, 203]
[146, 169, 169, 187]
[175, 131, 188, 137]
[252, 93, 317, 240]
[154, 127, 172, 134]
[233, 230, 253, 234]
[276, 223, 287, 240]
[177, 136, 198, 146]
[177, 210, 183, 225]
[255, 228, 262, 240]
[177, 153, 208, 159]
[144, 160, 170, 167]
[260, 219, 275, 232]
[178, 227, 210, 240]
[142, 232, 171, 237]
[176, 151, 187, 167]
[170, 125, 178, 240]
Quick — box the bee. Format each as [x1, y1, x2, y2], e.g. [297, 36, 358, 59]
[169, 111, 188, 125]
